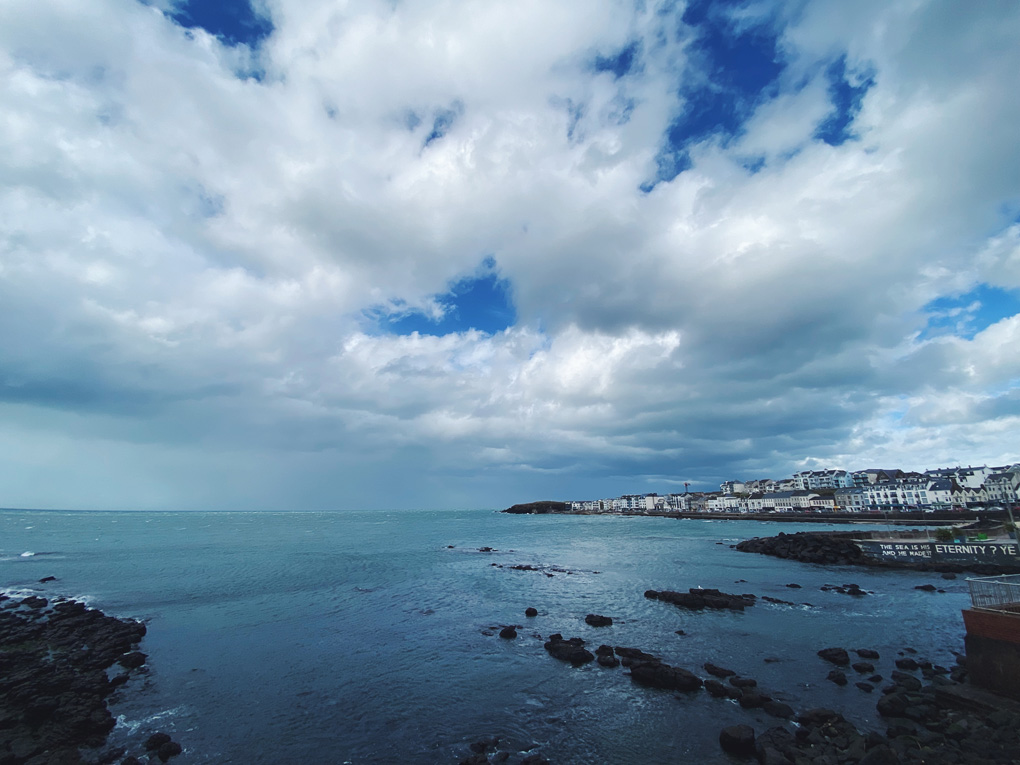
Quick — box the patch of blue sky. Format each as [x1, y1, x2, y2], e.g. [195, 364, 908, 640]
[814, 56, 875, 146]
[645, 0, 784, 189]
[921, 284, 1020, 340]
[374, 259, 516, 337]
[423, 102, 464, 149]
[163, 0, 272, 47]
[592, 41, 642, 79]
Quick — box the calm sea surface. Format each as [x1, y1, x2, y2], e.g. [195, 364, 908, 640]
[1, 509, 971, 764]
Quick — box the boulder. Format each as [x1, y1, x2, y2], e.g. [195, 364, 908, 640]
[158, 741, 183, 761]
[817, 647, 850, 666]
[629, 661, 702, 692]
[703, 662, 736, 678]
[738, 691, 770, 709]
[584, 614, 613, 627]
[498, 626, 517, 639]
[827, 669, 848, 686]
[856, 648, 880, 659]
[719, 724, 756, 758]
[704, 679, 730, 698]
[543, 636, 593, 665]
[145, 733, 172, 751]
[763, 701, 794, 719]
[525, 607, 538, 617]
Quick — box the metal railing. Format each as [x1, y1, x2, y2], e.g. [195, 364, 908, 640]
[968, 574, 1020, 614]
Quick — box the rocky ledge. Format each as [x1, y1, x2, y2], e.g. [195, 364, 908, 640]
[0, 592, 183, 764]
[736, 531, 1020, 574]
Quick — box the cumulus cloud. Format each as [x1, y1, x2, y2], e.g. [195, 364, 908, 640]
[0, 0, 1018, 509]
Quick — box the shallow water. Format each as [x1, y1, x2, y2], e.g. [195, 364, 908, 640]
[1, 509, 971, 763]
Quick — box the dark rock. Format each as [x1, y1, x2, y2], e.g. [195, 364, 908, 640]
[584, 614, 612, 627]
[121, 757, 143, 765]
[719, 724, 756, 758]
[703, 662, 736, 678]
[503, 501, 569, 514]
[876, 692, 908, 717]
[856, 682, 874, 692]
[478, 547, 495, 552]
[856, 648, 880, 659]
[755, 727, 796, 765]
[827, 669, 848, 686]
[629, 661, 703, 692]
[39, 576, 57, 583]
[498, 626, 517, 639]
[797, 708, 842, 726]
[729, 676, 757, 688]
[157, 741, 182, 761]
[674, 630, 686, 636]
[941, 572, 957, 580]
[595, 645, 619, 668]
[763, 701, 794, 719]
[738, 691, 770, 708]
[894, 657, 919, 671]
[785, 583, 802, 588]
[525, 607, 538, 617]
[614, 646, 659, 666]
[21, 595, 48, 609]
[646, 588, 755, 611]
[914, 584, 937, 591]
[817, 647, 850, 666]
[852, 661, 875, 674]
[459, 754, 488, 765]
[890, 671, 922, 691]
[520, 755, 549, 765]
[543, 635, 593, 665]
[704, 679, 730, 698]
[145, 733, 172, 751]
[859, 745, 899, 765]
[469, 737, 499, 753]
[119, 651, 147, 669]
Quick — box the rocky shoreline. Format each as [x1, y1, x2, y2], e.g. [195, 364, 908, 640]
[0, 591, 184, 765]
[735, 530, 1020, 574]
[475, 587, 1020, 765]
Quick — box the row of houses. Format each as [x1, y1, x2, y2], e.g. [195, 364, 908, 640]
[568, 463, 1020, 515]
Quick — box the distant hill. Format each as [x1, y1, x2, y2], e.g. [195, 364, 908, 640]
[502, 501, 569, 514]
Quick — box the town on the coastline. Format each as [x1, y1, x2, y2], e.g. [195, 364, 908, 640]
[568, 464, 1020, 515]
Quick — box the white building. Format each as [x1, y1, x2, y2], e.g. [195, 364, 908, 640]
[793, 469, 854, 490]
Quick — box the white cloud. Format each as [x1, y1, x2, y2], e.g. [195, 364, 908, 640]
[0, 0, 1018, 509]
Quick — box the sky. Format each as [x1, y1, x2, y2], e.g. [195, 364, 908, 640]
[1, 0, 1019, 511]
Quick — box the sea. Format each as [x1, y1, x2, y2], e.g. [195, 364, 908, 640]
[1, 508, 973, 764]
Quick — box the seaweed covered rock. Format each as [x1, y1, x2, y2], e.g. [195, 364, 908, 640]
[645, 588, 755, 611]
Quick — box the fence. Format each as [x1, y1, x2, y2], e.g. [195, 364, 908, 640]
[968, 574, 1020, 614]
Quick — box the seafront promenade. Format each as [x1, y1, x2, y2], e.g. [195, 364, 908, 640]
[504, 501, 1009, 526]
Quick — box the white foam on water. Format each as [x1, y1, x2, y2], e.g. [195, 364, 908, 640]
[20, 551, 35, 557]
[115, 706, 188, 734]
